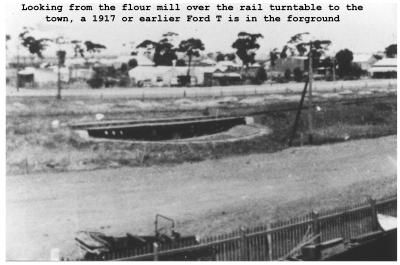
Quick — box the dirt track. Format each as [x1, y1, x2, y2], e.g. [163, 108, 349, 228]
[6, 136, 396, 260]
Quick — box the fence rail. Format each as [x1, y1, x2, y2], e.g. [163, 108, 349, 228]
[83, 195, 396, 261]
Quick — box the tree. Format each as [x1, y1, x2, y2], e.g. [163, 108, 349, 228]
[253, 66, 267, 84]
[284, 69, 292, 81]
[335, 49, 353, 78]
[320, 56, 333, 69]
[120, 63, 128, 73]
[225, 53, 236, 61]
[232, 32, 263, 67]
[56, 50, 66, 66]
[128, 58, 138, 69]
[19, 29, 51, 59]
[280, 32, 309, 58]
[136, 32, 178, 66]
[280, 45, 289, 59]
[350, 62, 362, 78]
[176, 59, 186, 66]
[373, 54, 383, 60]
[216, 52, 236, 62]
[307, 40, 332, 69]
[84, 41, 106, 56]
[280, 33, 331, 70]
[269, 48, 280, 67]
[71, 40, 85, 58]
[385, 44, 397, 58]
[6, 34, 10, 50]
[216, 53, 225, 62]
[293, 67, 303, 82]
[320, 56, 334, 78]
[154, 37, 177, 65]
[178, 38, 205, 83]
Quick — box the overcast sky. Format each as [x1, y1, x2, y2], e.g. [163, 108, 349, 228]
[5, 1, 397, 57]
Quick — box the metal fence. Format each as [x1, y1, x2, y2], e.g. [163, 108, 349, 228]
[85, 195, 396, 261]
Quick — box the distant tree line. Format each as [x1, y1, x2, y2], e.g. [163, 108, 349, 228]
[9, 26, 397, 89]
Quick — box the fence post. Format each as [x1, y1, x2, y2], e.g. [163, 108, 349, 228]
[240, 226, 248, 261]
[153, 242, 159, 261]
[311, 211, 321, 245]
[369, 198, 379, 231]
[339, 212, 346, 240]
[266, 224, 273, 261]
[50, 248, 60, 261]
[25, 157, 29, 174]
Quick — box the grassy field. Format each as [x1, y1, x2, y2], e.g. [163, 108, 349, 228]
[6, 92, 396, 175]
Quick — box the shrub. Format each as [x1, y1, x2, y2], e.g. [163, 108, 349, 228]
[293, 67, 303, 82]
[252, 67, 267, 84]
[87, 76, 104, 88]
[284, 69, 292, 81]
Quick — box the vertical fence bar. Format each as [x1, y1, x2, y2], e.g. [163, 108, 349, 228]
[153, 242, 158, 261]
[369, 198, 379, 231]
[240, 227, 248, 261]
[312, 211, 321, 245]
[266, 223, 273, 260]
[87, 197, 396, 262]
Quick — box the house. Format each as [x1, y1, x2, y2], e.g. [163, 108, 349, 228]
[214, 61, 242, 72]
[273, 56, 307, 73]
[65, 58, 94, 81]
[198, 58, 217, 66]
[17, 66, 69, 87]
[128, 65, 216, 86]
[211, 71, 242, 86]
[368, 58, 397, 78]
[352, 53, 378, 71]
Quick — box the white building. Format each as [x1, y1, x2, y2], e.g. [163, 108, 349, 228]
[128, 65, 215, 86]
[368, 58, 397, 78]
[352, 53, 378, 71]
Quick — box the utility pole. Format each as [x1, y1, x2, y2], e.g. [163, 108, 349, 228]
[56, 36, 66, 100]
[307, 42, 314, 144]
[16, 42, 20, 91]
[290, 37, 330, 146]
[57, 59, 61, 99]
[332, 52, 336, 81]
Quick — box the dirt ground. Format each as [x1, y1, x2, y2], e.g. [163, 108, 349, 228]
[6, 136, 396, 261]
[6, 78, 396, 99]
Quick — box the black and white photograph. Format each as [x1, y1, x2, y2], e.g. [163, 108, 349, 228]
[5, 0, 398, 261]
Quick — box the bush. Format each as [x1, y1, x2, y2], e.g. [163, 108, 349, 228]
[350, 63, 363, 78]
[293, 67, 303, 82]
[118, 75, 131, 87]
[253, 67, 267, 84]
[87, 77, 104, 88]
[128, 59, 138, 69]
[176, 59, 186, 66]
[284, 69, 292, 81]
